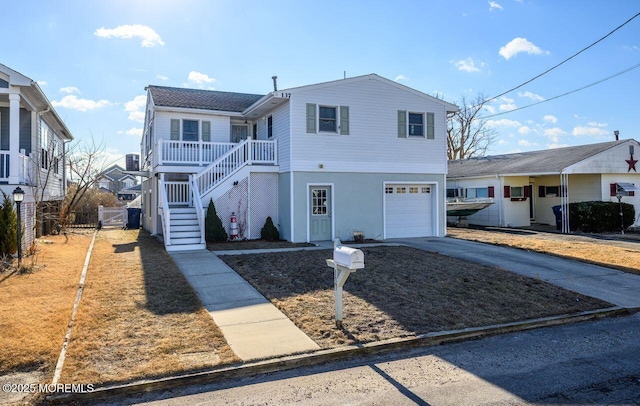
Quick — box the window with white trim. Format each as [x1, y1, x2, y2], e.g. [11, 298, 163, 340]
[422, 187, 431, 193]
[510, 186, 524, 198]
[182, 120, 199, 141]
[466, 187, 489, 198]
[319, 106, 337, 132]
[397, 187, 406, 194]
[385, 187, 394, 194]
[267, 115, 273, 138]
[409, 187, 418, 194]
[408, 113, 424, 137]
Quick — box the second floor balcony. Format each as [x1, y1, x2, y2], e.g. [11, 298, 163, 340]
[150, 139, 278, 168]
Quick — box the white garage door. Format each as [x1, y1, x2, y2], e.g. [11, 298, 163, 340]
[385, 184, 434, 238]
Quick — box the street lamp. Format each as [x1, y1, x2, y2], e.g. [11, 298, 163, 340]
[12, 187, 24, 266]
[615, 184, 624, 235]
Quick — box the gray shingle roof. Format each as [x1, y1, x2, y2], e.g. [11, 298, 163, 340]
[148, 86, 264, 112]
[448, 140, 627, 178]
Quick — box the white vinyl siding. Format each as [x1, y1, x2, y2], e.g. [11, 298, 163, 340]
[256, 103, 290, 172]
[290, 77, 447, 174]
[155, 113, 230, 143]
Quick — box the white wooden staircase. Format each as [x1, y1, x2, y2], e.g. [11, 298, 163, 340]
[158, 139, 277, 252]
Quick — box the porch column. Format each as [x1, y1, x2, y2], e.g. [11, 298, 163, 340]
[8, 93, 20, 184]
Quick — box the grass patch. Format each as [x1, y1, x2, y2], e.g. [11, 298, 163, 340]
[0, 231, 93, 376]
[222, 246, 612, 348]
[59, 229, 237, 385]
[448, 228, 640, 276]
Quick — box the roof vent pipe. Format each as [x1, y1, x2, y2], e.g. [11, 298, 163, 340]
[272, 76, 278, 92]
[614, 130, 619, 141]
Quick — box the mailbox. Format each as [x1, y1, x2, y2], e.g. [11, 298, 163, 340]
[333, 245, 364, 270]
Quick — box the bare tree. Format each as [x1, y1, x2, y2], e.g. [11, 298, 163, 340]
[58, 137, 110, 232]
[447, 94, 498, 160]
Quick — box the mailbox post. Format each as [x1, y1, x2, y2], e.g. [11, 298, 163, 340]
[326, 238, 364, 328]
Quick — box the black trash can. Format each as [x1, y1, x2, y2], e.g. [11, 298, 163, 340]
[551, 205, 562, 230]
[127, 208, 142, 229]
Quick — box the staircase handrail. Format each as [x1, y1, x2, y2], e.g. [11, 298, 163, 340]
[158, 175, 171, 247]
[190, 174, 206, 244]
[193, 138, 251, 197]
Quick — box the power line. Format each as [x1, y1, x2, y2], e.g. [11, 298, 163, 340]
[481, 11, 640, 105]
[482, 61, 640, 119]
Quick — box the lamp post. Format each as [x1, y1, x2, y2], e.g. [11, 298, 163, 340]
[615, 185, 624, 235]
[12, 187, 24, 266]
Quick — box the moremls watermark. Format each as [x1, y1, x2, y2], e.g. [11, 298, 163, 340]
[2, 383, 95, 394]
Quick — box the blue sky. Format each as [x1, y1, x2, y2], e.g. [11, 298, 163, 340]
[2, 0, 639, 165]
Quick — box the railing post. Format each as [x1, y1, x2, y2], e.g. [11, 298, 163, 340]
[98, 205, 104, 223]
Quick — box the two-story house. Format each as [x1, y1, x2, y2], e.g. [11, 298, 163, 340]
[0, 63, 73, 247]
[140, 74, 458, 251]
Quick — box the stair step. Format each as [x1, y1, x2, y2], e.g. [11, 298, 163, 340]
[169, 236, 203, 245]
[171, 213, 198, 221]
[170, 207, 197, 214]
[171, 224, 200, 232]
[171, 230, 201, 239]
[166, 243, 206, 252]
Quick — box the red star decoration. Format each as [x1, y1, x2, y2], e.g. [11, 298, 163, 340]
[627, 154, 638, 172]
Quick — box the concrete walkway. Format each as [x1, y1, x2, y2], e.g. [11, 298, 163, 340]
[395, 237, 640, 309]
[170, 250, 319, 361]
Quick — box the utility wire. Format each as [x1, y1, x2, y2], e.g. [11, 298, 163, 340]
[482, 61, 640, 119]
[481, 11, 640, 106]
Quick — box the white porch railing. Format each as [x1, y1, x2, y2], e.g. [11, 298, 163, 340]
[156, 140, 236, 166]
[194, 139, 277, 197]
[0, 152, 33, 184]
[0, 152, 8, 181]
[164, 181, 191, 205]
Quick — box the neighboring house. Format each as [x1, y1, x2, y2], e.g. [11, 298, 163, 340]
[96, 164, 137, 194]
[0, 63, 73, 246]
[117, 183, 141, 201]
[140, 74, 458, 251]
[447, 139, 640, 230]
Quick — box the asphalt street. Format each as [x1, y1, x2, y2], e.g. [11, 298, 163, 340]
[100, 311, 640, 405]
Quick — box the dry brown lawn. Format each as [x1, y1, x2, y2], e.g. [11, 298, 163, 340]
[59, 229, 238, 385]
[447, 228, 640, 276]
[208, 240, 315, 251]
[0, 230, 93, 376]
[222, 246, 612, 349]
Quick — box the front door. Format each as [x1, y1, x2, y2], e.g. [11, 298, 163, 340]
[309, 186, 332, 241]
[231, 125, 248, 143]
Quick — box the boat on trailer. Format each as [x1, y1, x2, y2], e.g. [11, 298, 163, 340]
[446, 198, 494, 217]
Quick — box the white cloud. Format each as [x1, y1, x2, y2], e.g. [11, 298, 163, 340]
[60, 86, 80, 94]
[518, 139, 538, 147]
[188, 71, 216, 84]
[453, 58, 482, 73]
[622, 45, 639, 52]
[518, 91, 544, 102]
[124, 95, 147, 122]
[37, 81, 47, 86]
[572, 126, 609, 137]
[489, 1, 503, 11]
[486, 118, 521, 128]
[587, 121, 607, 128]
[499, 37, 548, 60]
[543, 115, 558, 123]
[499, 96, 517, 111]
[156, 74, 169, 81]
[483, 105, 496, 114]
[94, 24, 165, 47]
[394, 74, 409, 82]
[543, 127, 566, 143]
[518, 126, 532, 135]
[52, 95, 111, 112]
[548, 143, 568, 149]
[126, 127, 143, 137]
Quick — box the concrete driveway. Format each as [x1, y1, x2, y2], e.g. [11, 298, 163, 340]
[393, 236, 640, 309]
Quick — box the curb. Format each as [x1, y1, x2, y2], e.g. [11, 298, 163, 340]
[47, 306, 634, 404]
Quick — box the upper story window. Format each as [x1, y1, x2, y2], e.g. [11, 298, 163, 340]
[267, 116, 273, 138]
[171, 119, 205, 141]
[408, 113, 424, 137]
[398, 111, 435, 139]
[182, 120, 199, 141]
[306, 104, 349, 135]
[319, 106, 337, 132]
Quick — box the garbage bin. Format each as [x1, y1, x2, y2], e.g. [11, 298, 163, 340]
[127, 207, 141, 229]
[551, 205, 562, 230]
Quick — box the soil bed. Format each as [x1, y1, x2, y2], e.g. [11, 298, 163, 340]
[208, 239, 315, 251]
[222, 246, 612, 348]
